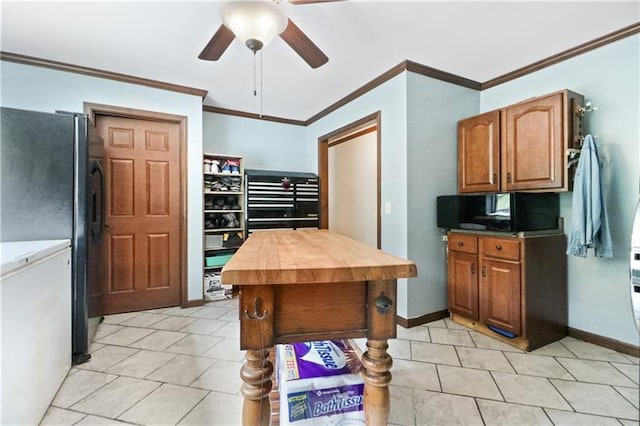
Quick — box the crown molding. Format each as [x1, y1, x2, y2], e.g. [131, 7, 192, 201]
[405, 60, 482, 91]
[3, 22, 638, 125]
[202, 105, 306, 126]
[482, 22, 640, 90]
[306, 22, 639, 124]
[304, 61, 408, 125]
[0, 51, 208, 99]
[302, 60, 483, 125]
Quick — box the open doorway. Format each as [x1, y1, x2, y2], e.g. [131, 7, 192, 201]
[318, 112, 381, 248]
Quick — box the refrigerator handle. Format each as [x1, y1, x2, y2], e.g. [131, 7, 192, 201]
[91, 161, 106, 240]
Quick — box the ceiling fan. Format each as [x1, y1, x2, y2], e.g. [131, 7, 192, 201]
[198, 0, 343, 69]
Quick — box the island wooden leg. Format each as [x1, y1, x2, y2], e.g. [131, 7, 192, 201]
[240, 348, 273, 426]
[361, 339, 392, 426]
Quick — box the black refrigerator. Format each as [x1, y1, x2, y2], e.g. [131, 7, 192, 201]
[0, 107, 104, 364]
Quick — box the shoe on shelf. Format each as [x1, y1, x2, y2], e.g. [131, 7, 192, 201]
[222, 213, 239, 228]
[211, 160, 220, 174]
[227, 159, 240, 174]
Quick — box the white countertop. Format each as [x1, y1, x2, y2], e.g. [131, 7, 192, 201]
[1, 239, 71, 276]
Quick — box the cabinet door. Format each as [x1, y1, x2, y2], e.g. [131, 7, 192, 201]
[457, 110, 501, 193]
[480, 258, 521, 335]
[503, 93, 564, 191]
[448, 251, 479, 320]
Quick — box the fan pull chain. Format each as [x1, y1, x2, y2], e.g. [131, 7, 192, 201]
[260, 51, 264, 118]
[253, 51, 257, 97]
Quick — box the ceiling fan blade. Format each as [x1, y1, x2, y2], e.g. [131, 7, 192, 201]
[289, 0, 345, 4]
[198, 24, 235, 61]
[280, 19, 328, 69]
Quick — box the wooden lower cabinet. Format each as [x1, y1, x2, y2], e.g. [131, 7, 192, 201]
[480, 258, 521, 336]
[447, 231, 567, 351]
[448, 251, 479, 320]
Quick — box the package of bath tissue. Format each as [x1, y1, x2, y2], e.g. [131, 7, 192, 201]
[277, 340, 365, 425]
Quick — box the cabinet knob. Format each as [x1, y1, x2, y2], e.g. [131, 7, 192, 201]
[471, 263, 476, 274]
[492, 173, 497, 184]
[506, 172, 512, 183]
[495, 244, 502, 250]
[482, 266, 487, 277]
[457, 241, 463, 247]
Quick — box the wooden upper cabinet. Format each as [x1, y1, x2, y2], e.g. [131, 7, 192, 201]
[504, 91, 581, 191]
[457, 89, 584, 193]
[458, 110, 501, 193]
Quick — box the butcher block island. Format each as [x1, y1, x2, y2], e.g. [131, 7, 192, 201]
[221, 229, 417, 426]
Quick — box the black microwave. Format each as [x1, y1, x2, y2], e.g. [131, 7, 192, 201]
[437, 192, 560, 232]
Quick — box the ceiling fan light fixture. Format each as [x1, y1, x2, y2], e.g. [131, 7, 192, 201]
[220, 1, 288, 52]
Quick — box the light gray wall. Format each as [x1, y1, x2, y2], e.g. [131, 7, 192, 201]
[0, 61, 205, 301]
[304, 74, 411, 317]
[4, 32, 637, 344]
[202, 112, 307, 171]
[406, 72, 479, 318]
[481, 35, 640, 345]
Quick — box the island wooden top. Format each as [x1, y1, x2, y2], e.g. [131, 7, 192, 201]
[221, 229, 417, 285]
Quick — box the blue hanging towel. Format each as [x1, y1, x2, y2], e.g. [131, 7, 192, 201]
[567, 135, 613, 258]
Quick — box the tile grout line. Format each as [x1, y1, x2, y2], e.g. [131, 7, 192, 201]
[501, 349, 518, 375]
[74, 312, 638, 425]
[609, 361, 640, 383]
[112, 380, 165, 424]
[610, 383, 640, 409]
[546, 375, 578, 415]
[549, 355, 578, 382]
[51, 370, 119, 413]
[486, 370, 507, 403]
[472, 397, 488, 425]
[540, 406, 558, 425]
[186, 357, 220, 389]
[172, 389, 212, 426]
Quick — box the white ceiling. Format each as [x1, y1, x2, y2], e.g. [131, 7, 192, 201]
[1, 1, 639, 121]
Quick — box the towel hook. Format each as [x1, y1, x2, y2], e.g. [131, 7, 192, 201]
[575, 101, 599, 117]
[574, 101, 599, 148]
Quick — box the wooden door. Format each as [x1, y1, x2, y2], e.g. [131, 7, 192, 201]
[480, 258, 521, 335]
[457, 110, 501, 193]
[503, 93, 564, 191]
[96, 115, 182, 314]
[447, 251, 479, 320]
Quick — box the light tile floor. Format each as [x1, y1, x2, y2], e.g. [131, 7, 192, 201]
[42, 299, 640, 425]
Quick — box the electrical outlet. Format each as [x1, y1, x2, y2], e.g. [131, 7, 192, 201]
[442, 235, 448, 242]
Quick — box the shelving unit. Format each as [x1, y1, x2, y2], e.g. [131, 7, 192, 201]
[202, 153, 244, 301]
